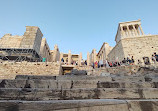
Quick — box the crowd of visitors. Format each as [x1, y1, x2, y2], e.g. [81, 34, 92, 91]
[60, 52, 158, 68]
[91, 55, 135, 69]
[142, 52, 158, 65]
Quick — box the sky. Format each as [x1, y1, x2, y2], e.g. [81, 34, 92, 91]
[0, 0, 158, 59]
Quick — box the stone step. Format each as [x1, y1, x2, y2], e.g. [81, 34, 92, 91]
[1, 79, 158, 89]
[15, 75, 158, 82]
[0, 88, 157, 100]
[111, 76, 145, 82]
[15, 75, 112, 81]
[97, 81, 158, 88]
[0, 99, 157, 111]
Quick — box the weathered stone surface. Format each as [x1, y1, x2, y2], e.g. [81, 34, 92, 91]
[0, 99, 157, 111]
[0, 62, 61, 79]
[0, 88, 157, 100]
[1, 79, 158, 89]
[69, 69, 87, 75]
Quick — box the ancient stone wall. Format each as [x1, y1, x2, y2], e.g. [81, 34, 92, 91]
[21, 26, 43, 54]
[97, 43, 113, 62]
[122, 35, 158, 64]
[108, 35, 158, 64]
[107, 40, 125, 62]
[0, 34, 23, 48]
[0, 61, 61, 79]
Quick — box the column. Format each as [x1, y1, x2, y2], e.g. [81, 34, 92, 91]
[60, 53, 63, 63]
[126, 25, 131, 37]
[132, 25, 138, 36]
[78, 52, 82, 66]
[121, 26, 125, 37]
[87, 52, 90, 66]
[93, 49, 96, 63]
[136, 25, 140, 35]
[68, 50, 71, 65]
[139, 24, 144, 35]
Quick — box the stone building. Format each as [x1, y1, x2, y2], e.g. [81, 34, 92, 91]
[97, 42, 113, 62]
[107, 19, 158, 64]
[0, 26, 61, 62]
[87, 43, 113, 66]
[0, 26, 43, 62]
[88, 19, 158, 65]
[60, 50, 82, 66]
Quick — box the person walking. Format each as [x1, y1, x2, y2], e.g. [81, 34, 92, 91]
[151, 54, 156, 64]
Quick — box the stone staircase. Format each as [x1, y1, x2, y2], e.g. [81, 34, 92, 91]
[0, 75, 158, 111]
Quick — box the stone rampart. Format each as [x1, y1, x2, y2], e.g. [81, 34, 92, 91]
[0, 61, 61, 79]
[108, 35, 158, 64]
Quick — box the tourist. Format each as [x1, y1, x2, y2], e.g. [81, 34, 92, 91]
[138, 59, 142, 65]
[105, 59, 109, 67]
[95, 61, 98, 68]
[127, 54, 131, 64]
[109, 62, 112, 67]
[154, 52, 158, 62]
[61, 58, 64, 62]
[151, 54, 156, 64]
[131, 56, 135, 65]
[76, 61, 78, 65]
[85, 60, 87, 65]
[99, 60, 103, 67]
[92, 62, 94, 69]
[143, 57, 150, 65]
[122, 58, 127, 65]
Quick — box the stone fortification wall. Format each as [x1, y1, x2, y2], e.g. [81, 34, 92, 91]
[107, 40, 124, 62]
[122, 35, 158, 64]
[0, 62, 61, 79]
[108, 35, 158, 64]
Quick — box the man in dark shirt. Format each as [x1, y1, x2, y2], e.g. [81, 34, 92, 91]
[154, 52, 158, 62]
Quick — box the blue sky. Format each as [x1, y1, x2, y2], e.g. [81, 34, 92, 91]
[0, 0, 158, 59]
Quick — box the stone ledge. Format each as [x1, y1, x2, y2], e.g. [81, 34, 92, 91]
[0, 99, 157, 111]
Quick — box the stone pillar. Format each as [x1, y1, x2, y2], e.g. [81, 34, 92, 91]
[68, 50, 71, 65]
[139, 24, 144, 35]
[121, 26, 125, 37]
[136, 25, 140, 35]
[87, 52, 90, 66]
[78, 52, 82, 66]
[60, 53, 63, 63]
[132, 25, 138, 36]
[93, 49, 97, 63]
[126, 25, 131, 37]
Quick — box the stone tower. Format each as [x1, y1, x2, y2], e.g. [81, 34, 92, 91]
[20, 26, 43, 55]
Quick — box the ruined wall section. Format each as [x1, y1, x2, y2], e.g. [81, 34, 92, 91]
[0, 62, 61, 79]
[20, 26, 43, 55]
